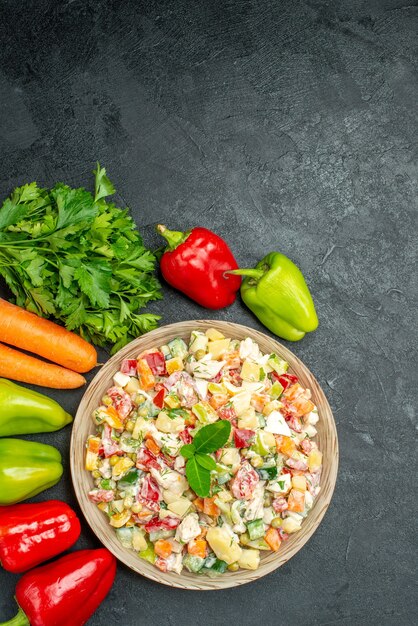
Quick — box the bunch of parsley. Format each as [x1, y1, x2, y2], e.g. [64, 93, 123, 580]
[0, 164, 162, 353]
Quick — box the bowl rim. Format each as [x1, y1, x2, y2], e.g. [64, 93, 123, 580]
[70, 320, 339, 590]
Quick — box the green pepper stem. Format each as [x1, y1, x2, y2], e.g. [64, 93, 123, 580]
[226, 269, 264, 280]
[0, 607, 30, 626]
[156, 225, 190, 251]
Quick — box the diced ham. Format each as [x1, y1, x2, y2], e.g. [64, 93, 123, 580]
[140, 475, 162, 503]
[286, 457, 308, 471]
[107, 386, 132, 419]
[88, 489, 115, 503]
[272, 497, 288, 513]
[102, 424, 122, 458]
[300, 439, 317, 455]
[230, 462, 259, 500]
[136, 447, 160, 471]
[233, 428, 255, 448]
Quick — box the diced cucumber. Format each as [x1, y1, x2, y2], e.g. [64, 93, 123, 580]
[210, 558, 228, 573]
[118, 469, 140, 489]
[247, 538, 270, 550]
[168, 337, 188, 359]
[139, 542, 156, 564]
[270, 381, 284, 399]
[160, 344, 171, 359]
[257, 414, 266, 428]
[268, 354, 289, 375]
[183, 554, 205, 573]
[115, 527, 133, 548]
[246, 518, 265, 540]
[217, 472, 232, 485]
[148, 529, 175, 542]
[256, 466, 278, 480]
[204, 554, 217, 568]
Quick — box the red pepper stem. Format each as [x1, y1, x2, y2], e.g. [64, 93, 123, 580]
[0, 607, 30, 626]
[225, 268, 264, 280]
[156, 225, 191, 251]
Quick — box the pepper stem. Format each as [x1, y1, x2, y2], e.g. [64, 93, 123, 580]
[0, 607, 30, 626]
[156, 225, 191, 251]
[226, 269, 264, 280]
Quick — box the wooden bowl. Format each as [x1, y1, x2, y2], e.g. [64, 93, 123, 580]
[70, 321, 338, 590]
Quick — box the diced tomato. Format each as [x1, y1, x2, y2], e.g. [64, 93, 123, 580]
[136, 447, 160, 471]
[88, 489, 115, 503]
[143, 351, 167, 376]
[271, 372, 298, 390]
[217, 404, 237, 422]
[144, 516, 181, 533]
[230, 462, 259, 500]
[233, 428, 255, 448]
[102, 424, 123, 458]
[179, 428, 193, 444]
[140, 475, 162, 503]
[136, 495, 160, 512]
[107, 386, 132, 419]
[120, 359, 138, 376]
[153, 387, 166, 409]
[154, 557, 168, 572]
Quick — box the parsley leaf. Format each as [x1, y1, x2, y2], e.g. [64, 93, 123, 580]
[0, 164, 161, 351]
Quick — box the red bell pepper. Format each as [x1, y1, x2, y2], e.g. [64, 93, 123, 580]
[0, 500, 81, 574]
[271, 372, 298, 390]
[233, 428, 255, 448]
[142, 351, 167, 376]
[1, 548, 116, 626]
[157, 224, 241, 309]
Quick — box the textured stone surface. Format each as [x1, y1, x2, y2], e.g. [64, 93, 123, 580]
[0, 0, 417, 624]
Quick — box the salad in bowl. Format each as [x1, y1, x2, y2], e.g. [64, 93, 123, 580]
[85, 328, 323, 577]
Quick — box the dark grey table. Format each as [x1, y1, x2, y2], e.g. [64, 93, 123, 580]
[1, 1, 417, 624]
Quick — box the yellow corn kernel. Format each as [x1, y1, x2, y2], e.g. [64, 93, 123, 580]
[271, 517, 282, 529]
[228, 562, 240, 572]
[125, 419, 135, 432]
[109, 455, 120, 467]
[92, 470, 101, 479]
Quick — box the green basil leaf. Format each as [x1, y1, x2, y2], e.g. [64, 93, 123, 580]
[193, 420, 231, 454]
[195, 453, 217, 471]
[180, 443, 196, 459]
[185, 457, 211, 498]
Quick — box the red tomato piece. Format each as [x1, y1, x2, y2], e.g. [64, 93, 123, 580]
[143, 351, 167, 376]
[107, 386, 132, 419]
[153, 388, 166, 408]
[136, 447, 160, 471]
[144, 516, 181, 533]
[230, 462, 259, 500]
[179, 428, 193, 444]
[271, 372, 298, 390]
[120, 359, 138, 376]
[233, 428, 255, 448]
[140, 475, 162, 503]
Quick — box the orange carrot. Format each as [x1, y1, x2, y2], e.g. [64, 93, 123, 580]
[187, 538, 207, 559]
[145, 437, 161, 456]
[203, 497, 220, 517]
[154, 539, 172, 559]
[287, 489, 305, 513]
[0, 342, 86, 389]
[0, 299, 97, 373]
[265, 527, 281, 552]
[193, 497, 204, 512]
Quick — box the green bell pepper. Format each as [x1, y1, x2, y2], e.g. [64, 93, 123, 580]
[0, 438, 63, 505]
[0, 379, 73, 437]
[230, 252, 318, 341]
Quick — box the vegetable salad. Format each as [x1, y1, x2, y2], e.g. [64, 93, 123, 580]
[85, 329, 322, 576]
